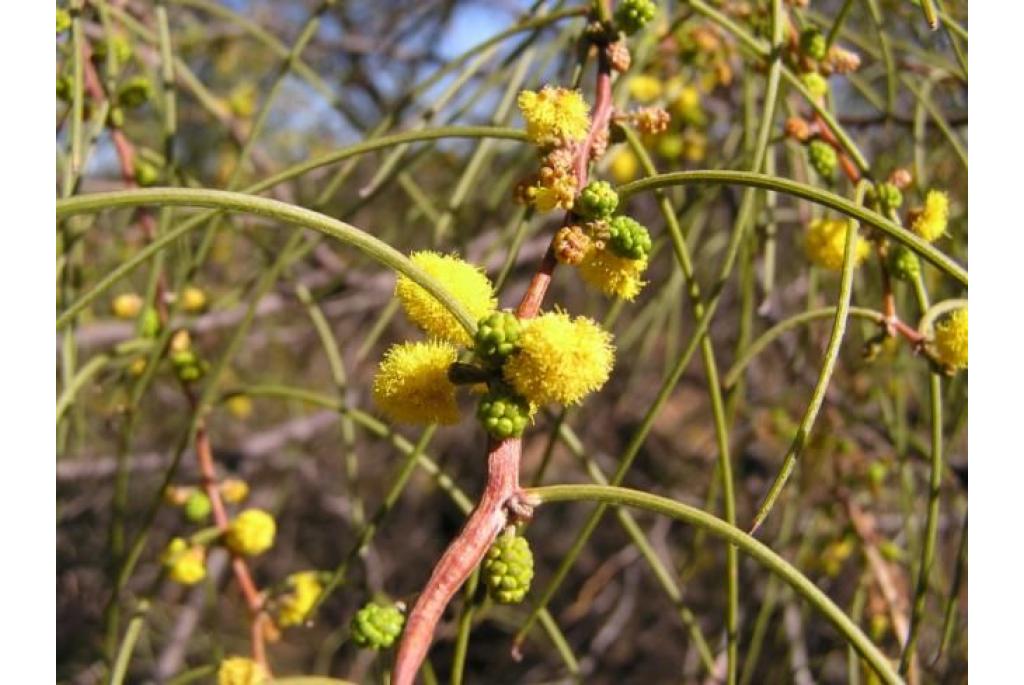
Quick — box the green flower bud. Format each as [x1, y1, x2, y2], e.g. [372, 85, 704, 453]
[868, 182, 903, 213]
[117, 76, 152, 109]
[477, 387, 531, 440]
[184, 491, 212, 523]
[482, 529, 534, 604]
[93, 36, 133, 65]
[800, 28, 827, 61]
[607, 216, 652, 260]
[886, 244, 920, 282]
[614, 0, 657, 36]
[474, 311, 522, 366]
[807, 140, 837, 180]
[576, 180, 619, 220]
[138, 307, 161, 339]
[134, 159, 161, 187]
[57, 9, 72, 34]
[351, 602, 405, 650]
[107, 106, 125, 129]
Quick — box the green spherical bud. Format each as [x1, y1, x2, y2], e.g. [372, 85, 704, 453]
[477, 388, 530, 440]
[474, 310, 523, 366]
[350, 602, 405, 650]
[577, 180, 619, 220]
[107, 106, 125, 129]
[184, 491, 212, 523]
[93, 35, 133, 65]
[800, 28, 828, 61]
[886, 244, 920, 282]
[807, 140, 837, 180]
[614, 0, 657, 35]
[117, 76, 152, 109]
[134, 159, 161, 187]
[138, 307, 161, 339]
[482, 530, 534, 604]
[873, 182, 903, 212]
[607, 216, 652, 260]
[57, 9, 72, 34]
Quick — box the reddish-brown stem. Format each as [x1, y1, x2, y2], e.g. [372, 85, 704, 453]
[392, 41, 616, 685]
[392, 439, 522, 685]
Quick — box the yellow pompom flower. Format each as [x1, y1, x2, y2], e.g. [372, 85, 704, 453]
[220, 478, 250, 504]
[577, 249, 648, 301]
[226, 509, 276, 556]
[628, 75, 663, 103]
[673, 85, 701, 115]
[277, 571, 324, 628]
[609, 148, 639, 184]
[504, 312, 614, 406]
[803, 218, 870, 271]
[112, 293, 143, 319]
[180, 286, 207, 312]
[161, 538, 207, 585]
[396, 251, 496, 346]
[517, 86, 591, 146]
[932, 307, 967, 371]
[911, 190, 950, 243]
[373, 341, 460, 425]
[218, 656, 269, 685]
[227, 394, 253, 420]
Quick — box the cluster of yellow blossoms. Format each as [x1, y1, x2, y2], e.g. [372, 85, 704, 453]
[932, 307, 968, 371]
[803, 217, 870, 271]
[372, 251, 616, 430]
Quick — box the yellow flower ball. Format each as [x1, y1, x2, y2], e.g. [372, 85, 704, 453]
[517, 86, 591, 146]
[577, 249, 648, 301]
[220, 478, 250, 504]
[218, 656, 269, 685]
[673, 85, 701, 115]
[803, 218, 870, 271]
[628, 75, 663, 103]
[396, 251, 496, 346]
[504, 312, 615, 406]
[911, 190, 949, 243]
[373, 341, 461, 425]
[277, 571, 323, 628]
[227, 394, 253, 420]
[112, 293, 143, 320]
[932, 307, 967, 371]
[161, 538, 207, 585]
[226, 509, 276, 556]
[609, 148, 639, 184]
[180, 286, 207, 312]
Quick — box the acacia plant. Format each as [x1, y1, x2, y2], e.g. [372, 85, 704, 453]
[57, 0, 967, 683]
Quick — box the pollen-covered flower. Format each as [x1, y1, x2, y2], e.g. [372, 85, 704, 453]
[504, 312, 614, 406]
[932, 308, 967, 371]
[161, 538, 207, 585]
[578, 248, 648, 301]
[517, 86, 591, 147]
[396, 251, 496, 346]
[373, 341, 460, 425]
[226, 509, 276, 556]
[628, 75, 663, 103]
[803, 217, 870, 271]
[910, 190, 950, 243]
[277, 571, 324, 628]
[609, 148, 639, 184]
[218, 656, 269, 685]
[220, 478, 250, 504]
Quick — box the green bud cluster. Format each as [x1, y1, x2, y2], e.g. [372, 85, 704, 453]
[886, 244, 920, 282]
[800, 28, 828, 61]
[477, 387, 530, 440]
[576, 180, 619, 220]
[117, 77, 152, 109]
[93, 36, 133, 64]
[134, 159, 161, 187]
[868, 182, 903, 213]
[350, 602, 405, 649]
[171, 350, 208, 382]
[184, 490, 212, 523]
[607, 216, 652, 260]
[807, 140, 837, 180]
[614, 0, 657, 36]
[474, 311, 522, 366]
[138, 307, 161, 339]
[482, 529, 534, 604]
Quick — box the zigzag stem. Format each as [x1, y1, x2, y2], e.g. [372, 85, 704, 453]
[391, 48, 615, 685]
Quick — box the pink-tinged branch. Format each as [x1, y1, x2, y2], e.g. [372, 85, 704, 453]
[392, 439, 522, 685]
